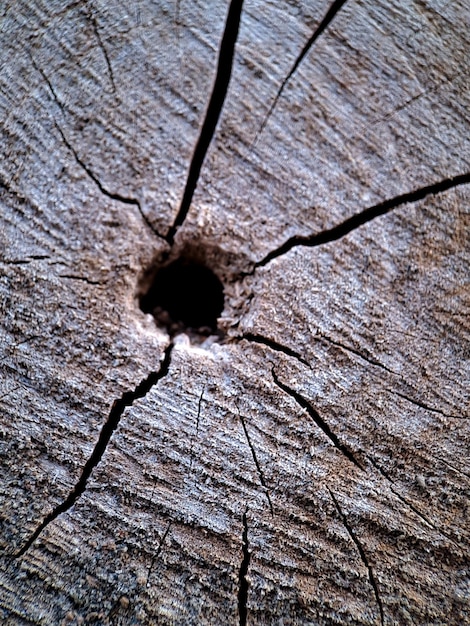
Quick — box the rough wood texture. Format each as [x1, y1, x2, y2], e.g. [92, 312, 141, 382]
[1, 0, 469, 624]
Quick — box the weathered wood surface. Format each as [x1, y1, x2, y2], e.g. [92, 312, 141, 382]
[1, 0, 469, 624]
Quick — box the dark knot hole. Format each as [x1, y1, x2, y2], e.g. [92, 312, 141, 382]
[140, 258, 224, 336]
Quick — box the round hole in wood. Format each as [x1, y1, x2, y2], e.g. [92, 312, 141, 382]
[140, 257, 224, 337]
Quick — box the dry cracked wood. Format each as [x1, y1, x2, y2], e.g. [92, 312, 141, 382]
[1, 0, 469, 624]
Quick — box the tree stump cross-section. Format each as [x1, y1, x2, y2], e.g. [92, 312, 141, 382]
[1, 0, 469, 624]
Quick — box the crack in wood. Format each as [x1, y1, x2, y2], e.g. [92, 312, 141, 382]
[318, 333, 397, 375]
[388, 389, 467, 420]
[28, 53, 162, 240]
[388, 485, 467, 553]
[15, 342, 174, 558]
[146, 521, 172, 587]
[328, 488, 385, 626]
[58, 274, 103, 286]
[238, 332, 311, 368]
[367, 456, 468, 553]
[238, 507, 250, 626]
[0, 256, 51, 266]
[30, 45, 173, 247]
[252, 0, 349, 145]
[85, 1, 117, 94]
[428, 453, 470, 481]
[189, 388, 205, 473]
[272, 369, 364, 470]
[54, 123, 164, 240]
[196, 388, 204, 441]
[376, 68, 465, 124]
[237, 405, 274, 515]
[28, 51, 66, 113]
[166, 0, 245, 244]
[256, 172, 470, 268]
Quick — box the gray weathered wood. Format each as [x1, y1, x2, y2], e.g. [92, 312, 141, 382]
[1, 0, 469, 624]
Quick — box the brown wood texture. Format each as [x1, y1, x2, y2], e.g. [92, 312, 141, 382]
[1, 0, 469, 624]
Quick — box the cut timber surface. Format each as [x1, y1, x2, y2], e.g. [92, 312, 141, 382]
[1, 1, 469, 625]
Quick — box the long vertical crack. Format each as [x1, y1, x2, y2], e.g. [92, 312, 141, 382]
[272, 369, 363, 470]
[166, 0, 244, 244]
[238, 507, 251, 626]
[253, 0, 348, 143]
[237, 407, 274, 515]
[257, 172, 470, 267]
[328, 489, 384, 626]
[16, 343, 174, 558]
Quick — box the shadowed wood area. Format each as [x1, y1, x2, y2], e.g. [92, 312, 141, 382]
[1, 0, 469, 624]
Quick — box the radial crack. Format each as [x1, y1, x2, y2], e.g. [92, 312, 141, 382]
[196, 388, 204, 438]
[272, 369, 363, 470]
[55, 123, 163, 239]
[253, 0, 348, 143]
[240, 332, 310, 368]
[257, 172, 470, 267]
[29, 51, 65, 112]
[146, 521, 172, 587]
[31, 22, 158, 240]
[15, 343, 174, 557]
[238, 507, 251, 626]
[237, 406, 274, 515]
[329, 489, 384, 626]
[189, 389, 205, 472]
[318, 334, 397, 375]
[86, 2, 116, 93]
[59, 274, 103, 285]
[428, 453, 470, 480]
[166, 0, 244, 244]
[389, 390, 466, 420]
[377, 68, 464, 124]
[368, 456, 467, 551]
[0, 256, 50, 266]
